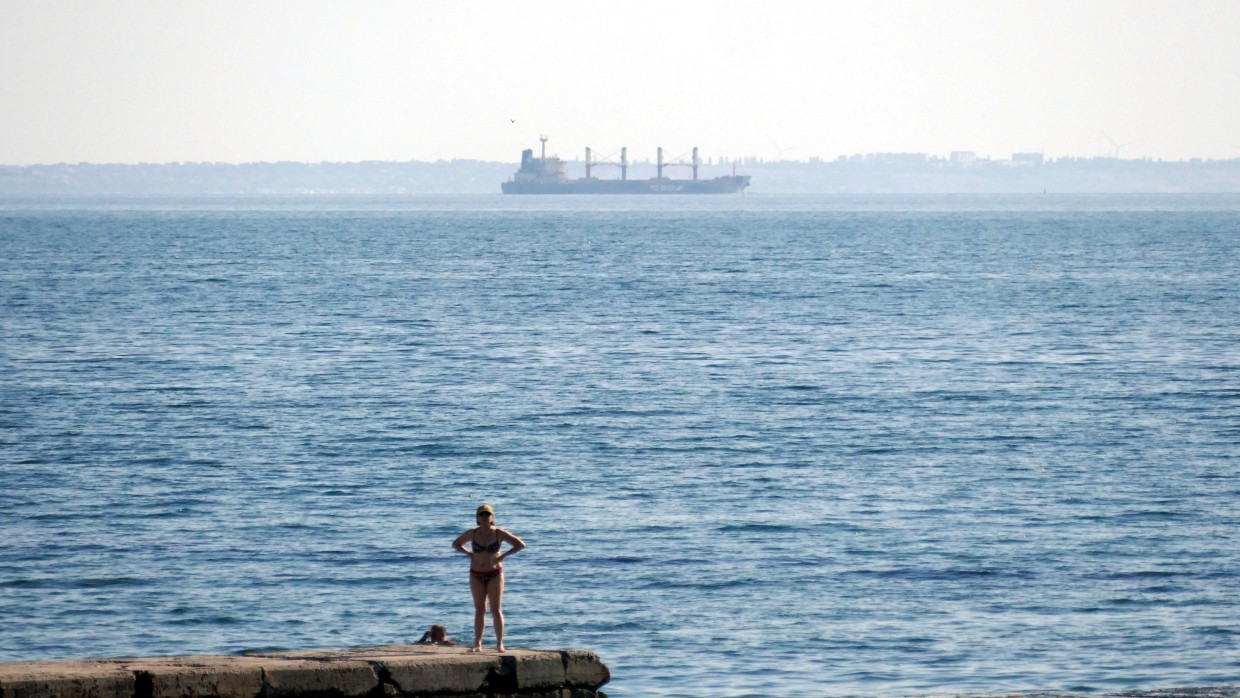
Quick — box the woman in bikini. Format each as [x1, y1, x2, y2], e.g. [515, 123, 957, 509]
[451, 504, 525, 652]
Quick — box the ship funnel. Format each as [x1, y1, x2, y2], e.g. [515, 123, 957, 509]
[657, 147, 663, 179]
[621, 147, 628, 180]
[693, 147, 699, 180]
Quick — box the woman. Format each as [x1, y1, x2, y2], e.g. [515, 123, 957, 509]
[452, 503, 526, 652]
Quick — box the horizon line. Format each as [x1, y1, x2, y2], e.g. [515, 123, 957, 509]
[7, 154, 1240, 168]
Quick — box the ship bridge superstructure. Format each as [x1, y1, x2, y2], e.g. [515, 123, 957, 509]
[512, 136, 568, 184]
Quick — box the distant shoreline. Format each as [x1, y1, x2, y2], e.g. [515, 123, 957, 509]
[4, 157, 1240, 195]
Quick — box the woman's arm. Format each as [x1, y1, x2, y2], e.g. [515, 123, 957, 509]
[497, 529, 526, 561]
[451, 529, 475, 558]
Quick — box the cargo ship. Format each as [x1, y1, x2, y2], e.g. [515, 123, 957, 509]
[501, 137, 750, 194]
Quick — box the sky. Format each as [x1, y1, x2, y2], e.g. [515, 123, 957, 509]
[2, 0, 1239, 165]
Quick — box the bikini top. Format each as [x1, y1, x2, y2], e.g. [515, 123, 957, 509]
[471, 529, 502, 553]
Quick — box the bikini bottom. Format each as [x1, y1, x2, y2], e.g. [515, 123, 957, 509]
[471, 566, 503, 586]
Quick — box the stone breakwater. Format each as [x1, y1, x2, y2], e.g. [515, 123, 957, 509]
[0, 645, 610, 698]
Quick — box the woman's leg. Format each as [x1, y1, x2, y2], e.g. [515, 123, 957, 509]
[468, 574, 487, 652]
[487, 574, 505, 652]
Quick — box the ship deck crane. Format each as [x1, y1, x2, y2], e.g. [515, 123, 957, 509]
[584, 146, 703, 180]
[585, 147, 629, 180]
[657, 148, 701, 180]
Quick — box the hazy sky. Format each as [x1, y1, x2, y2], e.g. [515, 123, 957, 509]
[3, 0, 1239, 165]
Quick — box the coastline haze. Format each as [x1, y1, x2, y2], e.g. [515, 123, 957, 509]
[2, 0, 1240, 166]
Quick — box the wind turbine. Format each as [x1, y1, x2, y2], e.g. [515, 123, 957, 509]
[766, 136, 796, 162]
[1102, 133, 1135, 159]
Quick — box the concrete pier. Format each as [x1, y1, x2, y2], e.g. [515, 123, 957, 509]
[0, 645, 610, 698]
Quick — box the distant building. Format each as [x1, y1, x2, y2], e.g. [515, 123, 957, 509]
[1012, 152, 1045, 165]
[950, 151, 977, 165]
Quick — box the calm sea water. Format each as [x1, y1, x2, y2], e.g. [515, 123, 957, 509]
[2, 195, 1239, 697]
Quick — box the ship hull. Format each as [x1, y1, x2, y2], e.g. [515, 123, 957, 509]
[501, 175, 750, 194]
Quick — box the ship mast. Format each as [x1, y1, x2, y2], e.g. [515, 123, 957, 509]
[540, 135, 548, 160]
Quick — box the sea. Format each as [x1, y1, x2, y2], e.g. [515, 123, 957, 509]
[2, 194, 1238, 697]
